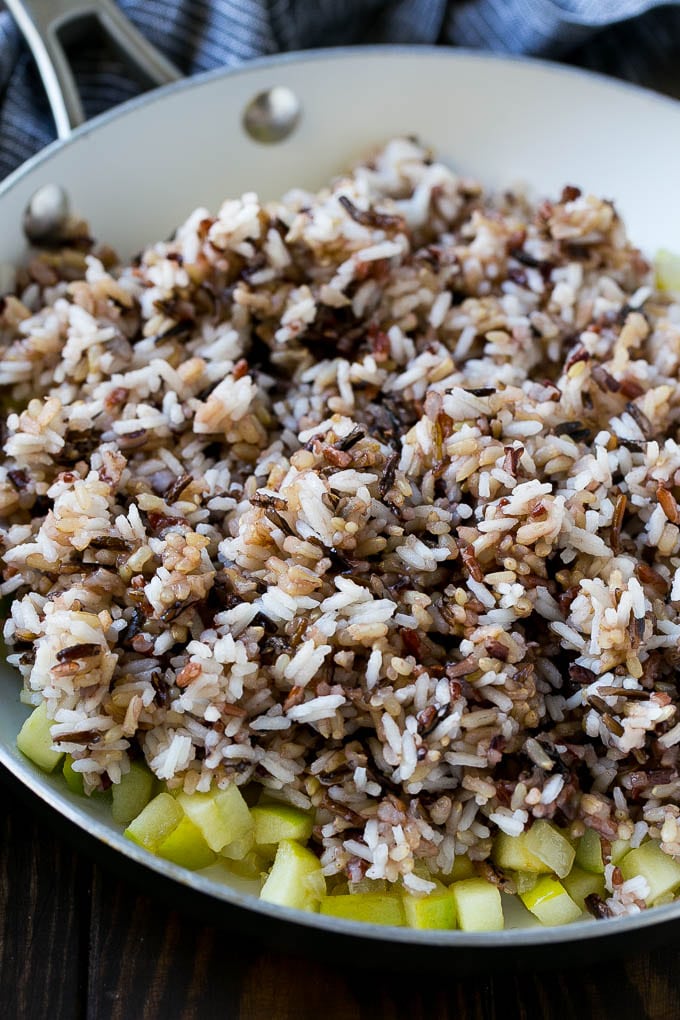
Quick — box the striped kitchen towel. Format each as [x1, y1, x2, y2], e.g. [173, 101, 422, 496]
[1, 0, 679, 178]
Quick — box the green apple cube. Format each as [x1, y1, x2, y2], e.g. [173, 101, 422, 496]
[221, 830, 257, 862]
[450, 878, 504, 932]
[319, 892, 405, 926]
[63, 756, 84, 795]
[177, 783, 254, 854]
[653, 891, 676, 907]
[562, 867, 606, 911]
[620, 841, 680, 904]
[524, 821, 575, 879]
[124, 792, 184, 853]
[656, 249, 680, 293]
[491, 831, 551, 874]
[520, 876, 581, 926]
[610, 839, 632, 865]
[260, 839, 326, 911]
[251, 803, 313, 846]
[223, 850, 269, 880]
[348, 878, 387, 895]
[111, 761, 155, 826]
[17, 702, 63, 772]
[403, 889, 457, 930]
[575, 828, 605, 874]
[513, 871, 539, 895]
[157, 815, 217, 871]
[450, 855, 476, 882]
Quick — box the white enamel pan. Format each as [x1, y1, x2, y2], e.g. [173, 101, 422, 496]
[3, 0, 680, 968]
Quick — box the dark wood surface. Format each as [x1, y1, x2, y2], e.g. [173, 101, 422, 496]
[2, 766, 680, 1019]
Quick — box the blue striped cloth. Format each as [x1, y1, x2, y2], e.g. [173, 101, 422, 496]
[1, 0, 679, 179]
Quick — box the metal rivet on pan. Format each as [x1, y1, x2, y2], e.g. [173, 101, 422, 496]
[23, 183, 70, 245]
[242, 86, 301, 144]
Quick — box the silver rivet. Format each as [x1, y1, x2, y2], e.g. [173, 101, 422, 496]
[242, 86, 301, 144]
[23, 183, 70, 245]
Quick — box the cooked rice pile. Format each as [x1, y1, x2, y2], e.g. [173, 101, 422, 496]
[3, 138, 680, 909]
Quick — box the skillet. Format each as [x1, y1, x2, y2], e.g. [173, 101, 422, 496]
[3, 0, 680, 968]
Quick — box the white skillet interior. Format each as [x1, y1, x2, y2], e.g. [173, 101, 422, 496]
[2, 48, 680, 945]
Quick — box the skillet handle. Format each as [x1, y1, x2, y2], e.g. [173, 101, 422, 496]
[5, 0, 182, 140]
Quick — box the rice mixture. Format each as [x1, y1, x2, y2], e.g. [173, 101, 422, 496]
[3, 138, 680, 910]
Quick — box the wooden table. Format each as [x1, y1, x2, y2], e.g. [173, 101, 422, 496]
[2, 765, 680, 1019]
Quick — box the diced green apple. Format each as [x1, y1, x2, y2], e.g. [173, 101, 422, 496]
[111, 761, 155, 826]
[63, 755, 84, 795]
[124, 792, 216, 869]
[223, 849, 269, 880]
[513, 871, 539, 895]
[610, 839, 632, 865]
[348, 878, 387, 895]
[251, 803, 313, 846]
[450, 878, 504, 932]
[403, 889, 457, 930]
[450, 855, 476, 882]
[653, 892, 676, 907]
[156, 815, 217, 870]
[620, 841, 680, 904]
[177, 783, 254, 855]
[524, 820, 575, 879]
[656, 249, 680, 293]
[221, 831, 257, 862]
[17, 702, 63, 772]
[124, 792, 184, 854]
[562, 867, 606, 911]
[520, 876, 581, 926]
[575, 828, 605, 874]
[491, 831, 551, 874]
[260, 839, 325, 911]
[319, 892, 405, 926]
